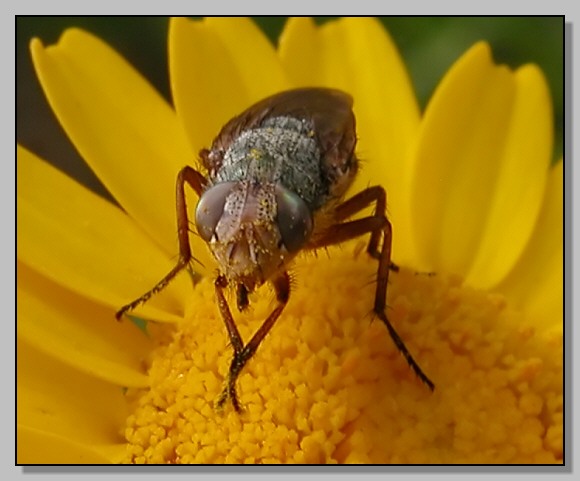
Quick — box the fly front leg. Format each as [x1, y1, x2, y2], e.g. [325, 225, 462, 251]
[312, 186, 434, 391]
[116, 166, 207, 320]
[215, 273, 290, 412]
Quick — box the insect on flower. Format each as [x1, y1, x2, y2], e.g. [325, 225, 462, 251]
[117, 87, 434, 411]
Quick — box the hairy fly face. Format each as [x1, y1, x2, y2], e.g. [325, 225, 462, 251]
[195, 180, 313, 291]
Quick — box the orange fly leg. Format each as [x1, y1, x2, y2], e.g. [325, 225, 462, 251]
[116, 166, 207, 320]
[311, 186, 434, 390]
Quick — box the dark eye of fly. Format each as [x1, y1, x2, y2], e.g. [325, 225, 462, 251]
[275, 185, 313, 252]
[195, 182, 235, 242]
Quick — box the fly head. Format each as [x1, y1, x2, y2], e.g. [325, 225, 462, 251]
[195, 180, 313, 291]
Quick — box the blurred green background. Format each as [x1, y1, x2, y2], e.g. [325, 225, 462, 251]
[17, 16, 563, 201]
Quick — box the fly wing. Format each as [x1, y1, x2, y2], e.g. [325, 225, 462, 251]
[208, 88, 358, 196]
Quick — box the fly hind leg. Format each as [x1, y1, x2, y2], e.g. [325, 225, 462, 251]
[311, 185, 434, 391]
[332, 186, 399, 269]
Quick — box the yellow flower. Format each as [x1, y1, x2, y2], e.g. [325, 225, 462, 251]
[17, 17, 562, 464]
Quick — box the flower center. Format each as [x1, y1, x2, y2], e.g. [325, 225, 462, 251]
[122, 243, 562, 464]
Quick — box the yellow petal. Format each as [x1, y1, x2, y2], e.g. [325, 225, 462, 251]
[465, 64, 553, 288]
[169, 17, 288, 155]
[29, 28, 212, 268]
[17, 145, 191, 321]
[280, 17, 420, 262]
[17, 339, 128, 462]
[17, 426, 125, 464]
[205, 17, 288, 100]
[409, 42, 518, 275]
[18, 261, 150, 387]
[496, 161, 563, 325]
[278, 17, 320, 86]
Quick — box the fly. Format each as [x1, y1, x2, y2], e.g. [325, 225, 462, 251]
[117, 87, 434, 412]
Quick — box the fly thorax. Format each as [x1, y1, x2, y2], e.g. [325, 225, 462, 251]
[215, 116, 329, 210]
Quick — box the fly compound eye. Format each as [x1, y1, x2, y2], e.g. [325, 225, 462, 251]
[275, 186, 313, 252]
[195, 182, 235, 242]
